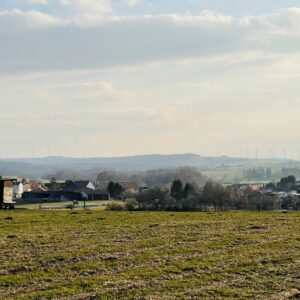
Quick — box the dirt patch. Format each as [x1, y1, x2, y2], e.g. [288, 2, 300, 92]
[149, 224, 159, 228]
[7, 235, 17, 239]
[249, 225, 268, 230]
[270, 289, 300, 300]
[9, 266, 34, 274]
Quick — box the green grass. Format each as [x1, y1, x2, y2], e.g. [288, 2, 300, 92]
[0, 210, 299, 299]
[15, 200, 122, 210]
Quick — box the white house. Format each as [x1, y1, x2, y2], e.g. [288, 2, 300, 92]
[13, 181, 24, 199]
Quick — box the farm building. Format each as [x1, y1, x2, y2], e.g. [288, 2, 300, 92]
[87, 190, 110, 201]
[0, 178, 16, 209]
[13, 181, 23, 199]
[22, 189, 110, 203]
[22, 191, 80, 203]
[64, 180, 96, 191]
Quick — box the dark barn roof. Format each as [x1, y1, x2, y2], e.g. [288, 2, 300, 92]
[64, 180, 94, 192]
[74, 181, 93, 189]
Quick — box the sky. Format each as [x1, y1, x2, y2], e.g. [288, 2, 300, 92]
[1, 1, 300, 159]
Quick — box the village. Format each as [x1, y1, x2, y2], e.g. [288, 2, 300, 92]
[0, 176, 147, 210]
[1, 174, 300, 211]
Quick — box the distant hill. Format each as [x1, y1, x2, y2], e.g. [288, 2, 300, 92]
[0, 153, 297, 180]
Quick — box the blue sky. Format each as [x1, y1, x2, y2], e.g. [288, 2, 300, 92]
[1, 1, 300, 158]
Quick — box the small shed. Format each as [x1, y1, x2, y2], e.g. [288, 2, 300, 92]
[0, 178, 16, 209]
[87, 190, 110, 201]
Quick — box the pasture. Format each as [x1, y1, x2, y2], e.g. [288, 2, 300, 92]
[0, 210, 299, 299]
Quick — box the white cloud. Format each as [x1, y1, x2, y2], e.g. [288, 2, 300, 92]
[0, 9, 64, 30]
[60, 0, 112, 16]
[1, 49, 300, 157]
[0, 12, 230, 73]
[1, 8, 300, 74]
[26, 0, 48, 5]
[126, 0, 142, 7]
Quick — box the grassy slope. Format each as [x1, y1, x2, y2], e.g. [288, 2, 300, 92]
[0, 210, 299, 299]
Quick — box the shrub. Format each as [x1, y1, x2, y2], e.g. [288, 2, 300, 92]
[106, 203, 124, 211]
[65, 204, 75, 210]
[124, 200, 139, 211]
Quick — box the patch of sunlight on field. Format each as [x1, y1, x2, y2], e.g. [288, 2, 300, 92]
[15, 201, 122, 211]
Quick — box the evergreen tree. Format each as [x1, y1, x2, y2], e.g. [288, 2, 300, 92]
[170, 179, 183, 200]
[107, 181, 123, 198]
[183, 183, 194, 198]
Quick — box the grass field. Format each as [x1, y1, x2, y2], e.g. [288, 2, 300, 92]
[0, 210, 299, 299]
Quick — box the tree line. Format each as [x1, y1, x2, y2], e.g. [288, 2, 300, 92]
[266, 175, 298, 192]
[133, 179, 300, 211]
